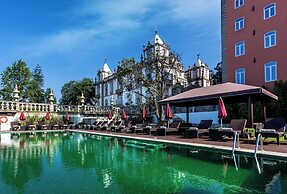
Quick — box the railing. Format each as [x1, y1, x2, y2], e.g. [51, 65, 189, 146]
[0, 101, 53, 112]
[18, 102, 53, 112]
[57, 105, 82, 113]
[0, 100, 110, 115]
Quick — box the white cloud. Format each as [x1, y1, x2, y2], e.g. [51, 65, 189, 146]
[166, 0, 220, 23]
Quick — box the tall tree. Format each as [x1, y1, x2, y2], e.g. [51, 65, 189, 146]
[60, 78, 96, 105]
[27, 64, 45, 103]
[117, 51, 182, 120]
[0, 60, 31, 101]
[210, 62, 222, 85]
[266, 80, 287, 119]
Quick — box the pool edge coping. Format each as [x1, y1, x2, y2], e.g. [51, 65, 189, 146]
[69, 129, 287, 161]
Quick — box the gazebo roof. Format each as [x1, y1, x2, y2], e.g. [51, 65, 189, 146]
[159, 82, 278, 106]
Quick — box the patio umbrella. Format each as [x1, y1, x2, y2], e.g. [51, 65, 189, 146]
[45, 112, 50, 120]
[166, 103, 173, 127]
[65, 112, 70, 122]
[141, 106, 146, 121]
[218, 97, 227, 128]
[19, 112, 26, 121]
[122, 108, 127, 120]
[108, 111, 113, 120]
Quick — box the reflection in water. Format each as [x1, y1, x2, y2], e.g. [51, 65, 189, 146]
[0, 133, 287, 193]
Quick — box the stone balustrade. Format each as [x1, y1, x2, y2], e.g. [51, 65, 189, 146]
[0, 100, 110, 115]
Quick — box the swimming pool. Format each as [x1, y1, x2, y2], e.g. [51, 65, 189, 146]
[0, 132, 286, 193]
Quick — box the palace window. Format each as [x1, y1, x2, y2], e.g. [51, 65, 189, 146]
[105, 84, 108, 96]
[110, 82, 113, 95]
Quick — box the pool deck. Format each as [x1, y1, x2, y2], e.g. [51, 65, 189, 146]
[69, 129, 287, 160]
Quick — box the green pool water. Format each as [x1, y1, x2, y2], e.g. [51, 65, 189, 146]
[0, 133, 286, 194]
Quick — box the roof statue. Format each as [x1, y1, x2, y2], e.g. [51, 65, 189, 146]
[154, 31, 164, 45]
[102, 59, 111, 73]
[195, 55, 206, 67]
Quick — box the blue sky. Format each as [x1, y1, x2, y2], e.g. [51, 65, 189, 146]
[0, 0, 221, 100]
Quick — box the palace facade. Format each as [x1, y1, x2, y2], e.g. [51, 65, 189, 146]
[95, 32, 211, 107]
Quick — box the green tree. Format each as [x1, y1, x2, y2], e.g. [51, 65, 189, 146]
[27, 64, 45, 103]
[0, 60, 31, 101]
[117, 50, 182, 120]
[210, 62, 222, 85]
[266, 80, 287, 119]
[60, 78, 95, 105]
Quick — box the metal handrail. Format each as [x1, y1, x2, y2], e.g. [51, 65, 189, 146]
[232, 131, 237, 158]
[254, 133, 263, 156]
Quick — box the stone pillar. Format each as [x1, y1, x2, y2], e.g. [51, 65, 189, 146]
[49, 91, 55, 112]
[80, 93, 85, 106]
[13, 84, 20, 110]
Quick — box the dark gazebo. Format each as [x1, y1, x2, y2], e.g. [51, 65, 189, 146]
[159, 82, 278, 127]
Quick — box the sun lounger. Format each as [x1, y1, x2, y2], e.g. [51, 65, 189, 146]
[26, 122, 37, 131]
[129, 121, 149, 134]
[256, 117, 286, 145]
[97, 121, 108, 130]
[143, 121, 166, 135]
[37, 121, 48, 130]
[10, 121, 21, 131]
[49, 122, 59, 130]
[216, 119, 247, 143]
[110, 121, 123, 132]
[91, 121, 103, 130]
[157, 121, 181, 136]
[59, 121, 68, 129]
[185, 120, 213, 138]
[101, 121, 114, 131]
[67, 121, 76, 129]
[119, 120, 132, 133]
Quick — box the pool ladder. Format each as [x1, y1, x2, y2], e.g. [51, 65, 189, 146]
[232, 131, 240, 158]
[230, 131, 239, 170]
[254, 133, 263, 174]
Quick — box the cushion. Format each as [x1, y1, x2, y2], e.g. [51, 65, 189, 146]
[260, 129, 276, 133]
[220, 128, 233, 132]
[159, 126, 166, 129]
[145, 126, 152, 129]
[188, 127, 198, 130]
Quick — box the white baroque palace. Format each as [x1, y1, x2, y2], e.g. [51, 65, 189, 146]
[95, 32, 211, 107]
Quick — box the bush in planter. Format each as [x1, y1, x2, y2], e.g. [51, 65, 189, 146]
[47, 114, 61, 125]
[26, 115, 42, 125]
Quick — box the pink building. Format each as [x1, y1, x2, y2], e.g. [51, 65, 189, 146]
[221, 0, 287, 89]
